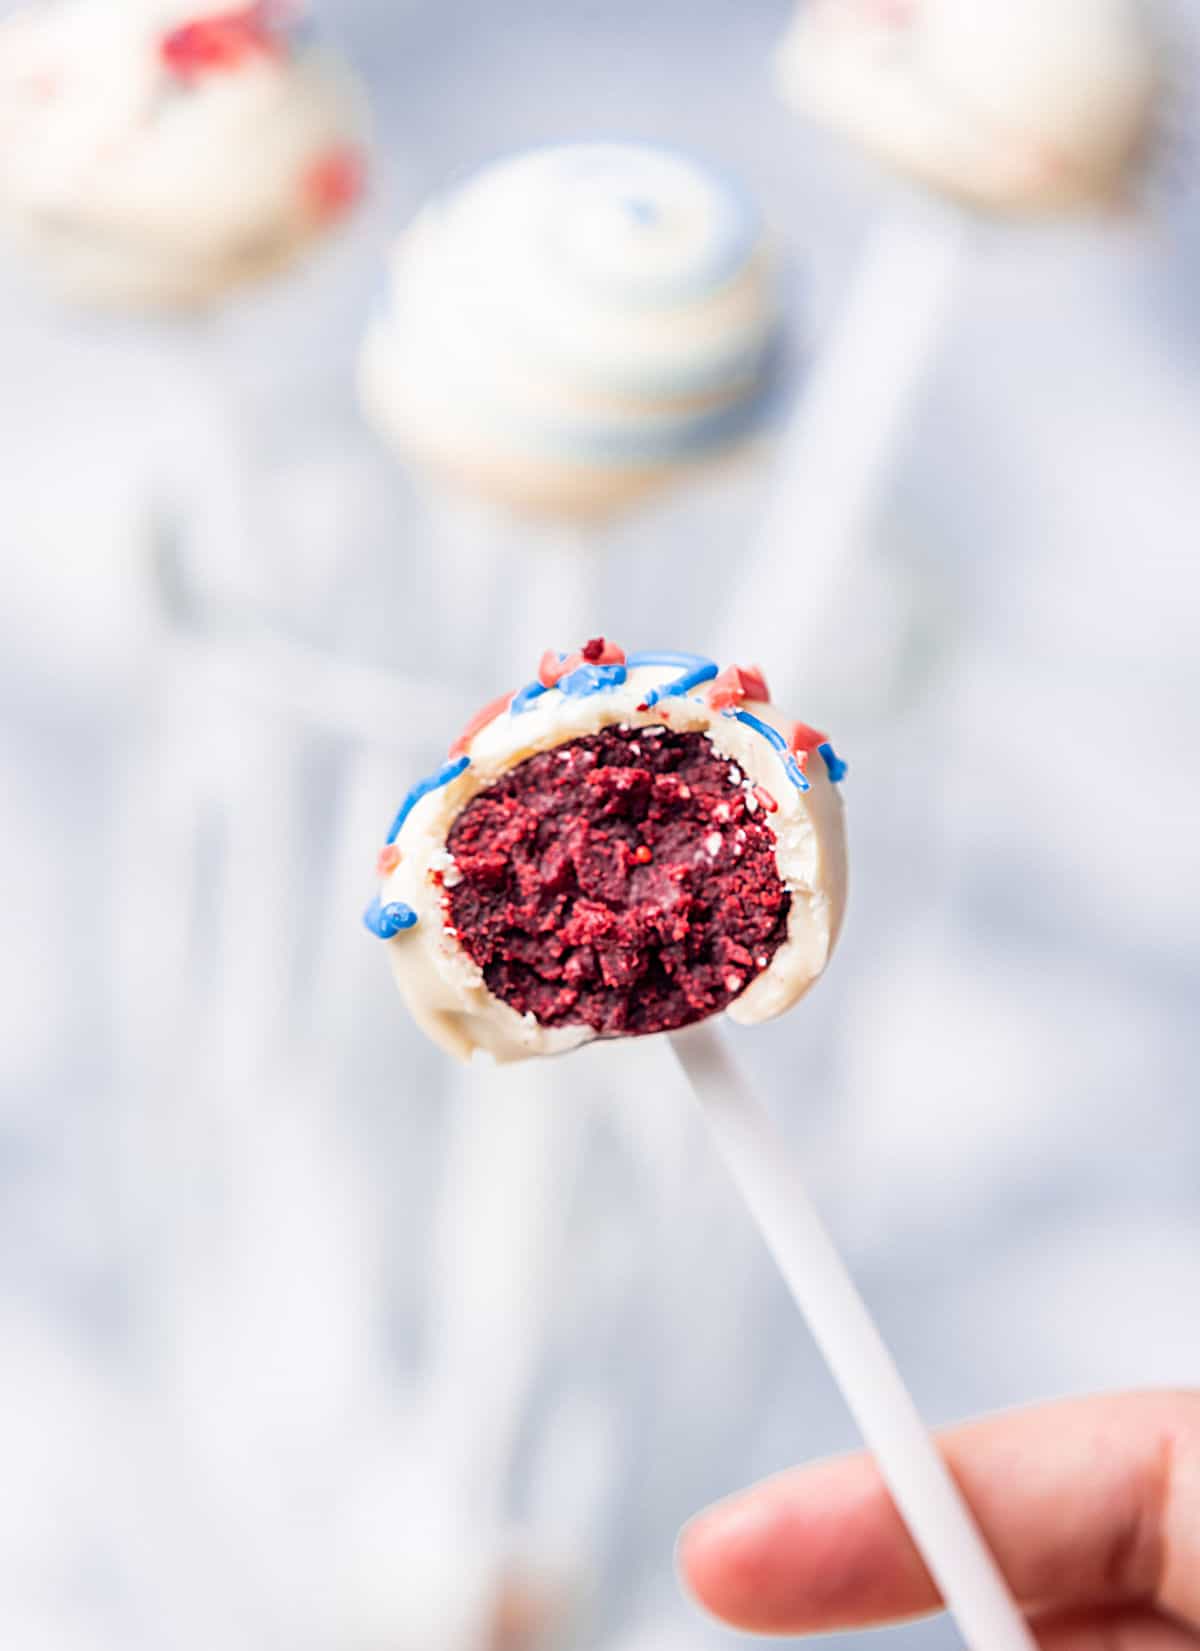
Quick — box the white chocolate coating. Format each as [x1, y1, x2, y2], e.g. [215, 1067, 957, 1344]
[359, 143, 780, 519]
[775, 0, 1159, 213]
[0, 0, 366, 309]
[379, 661, 846, 1063]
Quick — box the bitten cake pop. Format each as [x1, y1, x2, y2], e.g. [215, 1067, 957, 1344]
[774, 0, 1159, 213]
[364, 642, 846, 1061]
[360, 642, 1038, 1651]
[0, 0, 366, 308]
[359, 143, 780, 518]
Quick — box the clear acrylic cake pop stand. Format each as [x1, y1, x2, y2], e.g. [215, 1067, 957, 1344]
[717, 189, 968, 703]
[113, 454, 621, 1647]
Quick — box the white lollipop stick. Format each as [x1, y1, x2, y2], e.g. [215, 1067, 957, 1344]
[670, 1023, 1035, 1651]
[719, 197, 966, 690]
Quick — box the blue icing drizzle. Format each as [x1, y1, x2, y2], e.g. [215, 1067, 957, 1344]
[628, 651, 718, 708]
[363, 894, 418, 939]
[511, 655, 627, 715]
[558, 662, 628, 696]
[385, 754, 470, 845]
[818, 741, 847, 784]
[732, 710, 811, 793]
[511, 679, 551, 715]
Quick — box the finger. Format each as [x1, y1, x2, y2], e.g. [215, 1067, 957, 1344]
[1035, 1607, 1200, 1651]
[678, 1391, 1200, 1635]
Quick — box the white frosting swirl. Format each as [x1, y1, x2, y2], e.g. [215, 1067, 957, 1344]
[378, 661, 846, 1064]
[360, 143, 780, 517]
[775, 0, 1159, 213]
[0, 0, 366, 309]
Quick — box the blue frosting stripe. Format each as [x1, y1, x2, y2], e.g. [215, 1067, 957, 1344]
[385, 754, 470, 844]
[628, 651, 718, 707]
[818, 741, 847, 784]
[363, 894, 418, 938]
[732, 709, 811, 793]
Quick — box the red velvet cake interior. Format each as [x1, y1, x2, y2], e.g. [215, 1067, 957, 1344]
[444, 725, 790, 1038]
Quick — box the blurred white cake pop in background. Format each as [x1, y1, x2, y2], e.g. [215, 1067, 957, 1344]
[0, 0, 366, 308]
[775, 0, 1159, 213]
[360, 141, 780, 520]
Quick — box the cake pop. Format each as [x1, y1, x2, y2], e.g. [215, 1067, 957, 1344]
[0, 0, 366, 308]
[363, 643, 847, 1062]
[360, 639, 1038, 1651]
[775, 0, 1159, 214]
[360, 142, 780, 519]
[716, 0, 1163, 694]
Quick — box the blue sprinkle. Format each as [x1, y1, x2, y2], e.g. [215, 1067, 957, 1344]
[818, 741, 847, 784]
[733, 710, 811, 793]
[363, 895, 418, 939]
[628, 650, 718, 707]
[385, 755, 470, 844]
[558, 662, 628, 696]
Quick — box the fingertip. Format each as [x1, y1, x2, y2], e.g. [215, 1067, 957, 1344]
[676, 1491, 780, 1626]
[676, 1456, 939, 1635]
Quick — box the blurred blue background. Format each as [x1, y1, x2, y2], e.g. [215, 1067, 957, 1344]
[0, 1, 1198, 1648]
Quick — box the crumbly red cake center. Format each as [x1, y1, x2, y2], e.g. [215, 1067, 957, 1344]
[444, 726, 790, 1038]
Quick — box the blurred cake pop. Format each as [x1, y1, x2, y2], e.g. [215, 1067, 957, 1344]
[774, 0, 1159, 213]
[0, 0, 366, 308]
[359, 143, 780, 518]
[364, 642, 846, 1061]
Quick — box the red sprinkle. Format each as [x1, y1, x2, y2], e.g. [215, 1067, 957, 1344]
[752, 785, 778, 814]
[706, 663, 772, 712]
[303, 147, 365, 221]
[790, 720, 829, 755]
[634, 844, 653, 864]
[538, 637, 626, 687]
[450, 690, 516, 758]
[160, 8, 280, 76]
[376, 844, 401, 876]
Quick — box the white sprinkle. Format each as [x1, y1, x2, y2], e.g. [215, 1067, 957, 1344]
[724, 973, 743, 994]
[678, 784, 691, 800]
[755, 955, 769, 969]
[728, 765, 742, 785]
[715, 802, 731, 822]
[705, 832, 722, 857]
[430, 849, 462, 888]
[745, 791, 759, 813]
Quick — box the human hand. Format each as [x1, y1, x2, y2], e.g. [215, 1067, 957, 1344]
[678, 1392, 1200, 1647]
